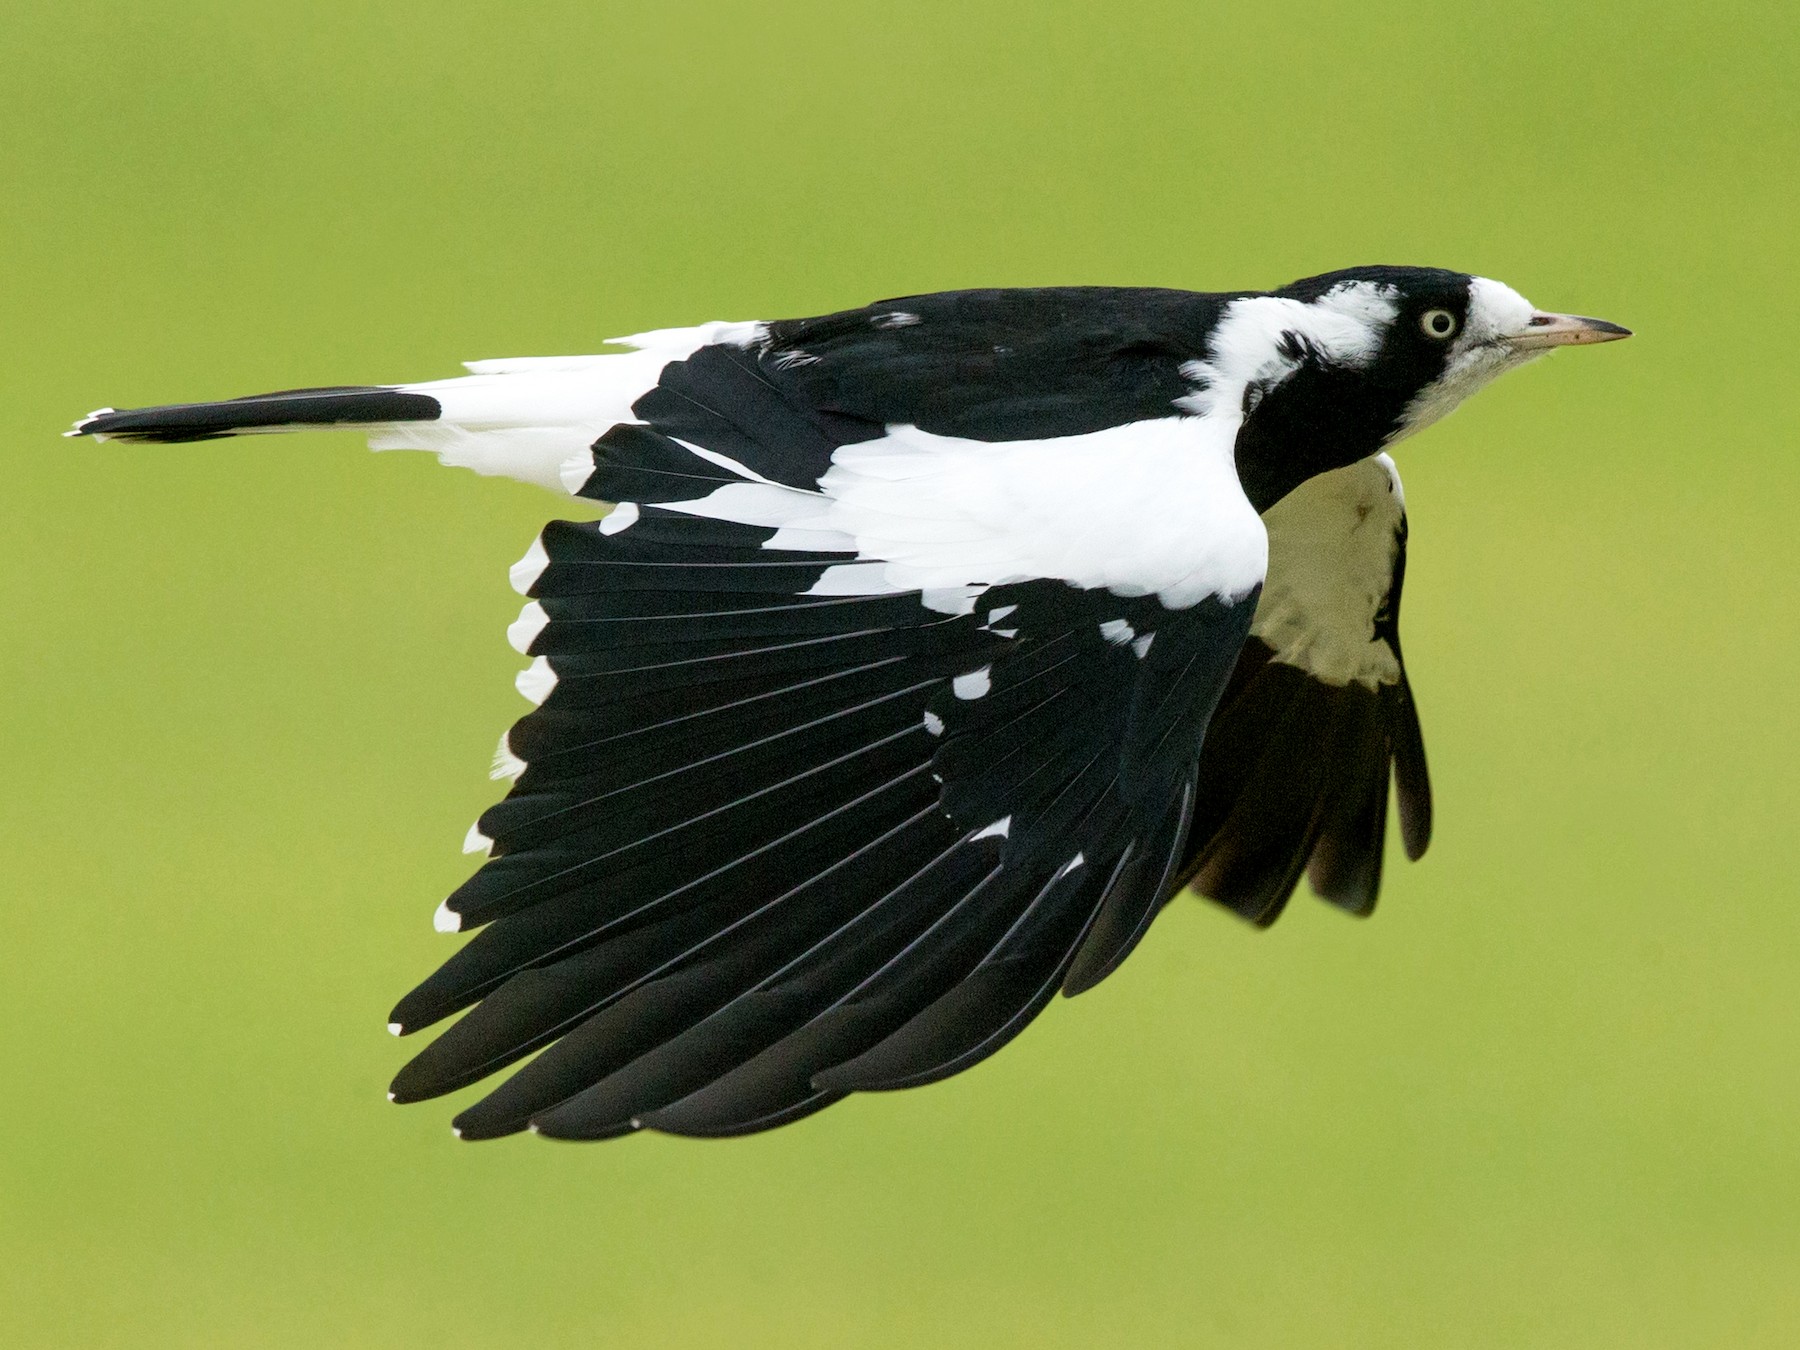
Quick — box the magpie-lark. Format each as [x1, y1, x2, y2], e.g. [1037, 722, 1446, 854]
[71, 266, 1629, 1140]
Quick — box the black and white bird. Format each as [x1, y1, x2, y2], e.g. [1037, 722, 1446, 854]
[72, 267, 1628, 1141]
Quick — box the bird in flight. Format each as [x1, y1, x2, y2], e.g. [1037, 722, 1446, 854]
[72, 266, 1629, 1141]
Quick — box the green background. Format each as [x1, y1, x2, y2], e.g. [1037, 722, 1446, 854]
[4, 2, 1797, 1345]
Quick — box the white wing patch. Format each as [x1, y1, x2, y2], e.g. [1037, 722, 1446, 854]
[1250, 453, 1405, 689]
[629, 415, 1267, 609]
[569, 292, 1424, 613]
[801, 417, 1265, 606]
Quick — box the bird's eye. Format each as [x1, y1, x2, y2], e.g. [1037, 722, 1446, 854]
[1420, 309, 1458, 340]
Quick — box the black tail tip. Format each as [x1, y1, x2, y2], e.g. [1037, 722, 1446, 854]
[65, 387, 442, 443]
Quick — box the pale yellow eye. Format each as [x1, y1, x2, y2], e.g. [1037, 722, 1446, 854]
[1420, 308, 1458, 340]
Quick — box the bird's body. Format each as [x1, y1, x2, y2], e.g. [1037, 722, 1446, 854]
[73, 267, 1628, 1140]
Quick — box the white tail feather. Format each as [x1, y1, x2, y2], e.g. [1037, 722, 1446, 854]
[366, 320, 766, 494]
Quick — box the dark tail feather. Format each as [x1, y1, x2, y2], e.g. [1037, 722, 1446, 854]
[1389, 677, 1433, 861]
[68, 387, 441, 443]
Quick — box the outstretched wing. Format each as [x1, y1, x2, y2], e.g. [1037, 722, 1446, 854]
[385, 293, 1269, 1139]
[1178, 453, 1432, 926]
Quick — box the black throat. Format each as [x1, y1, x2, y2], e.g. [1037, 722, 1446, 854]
[1232, 360, 1415, 512]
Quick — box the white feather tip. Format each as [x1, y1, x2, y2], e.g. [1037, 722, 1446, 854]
[599, 501, 639, 535]
[490, 732, 527, 781]
[506, 601, 548, 655]
[515, 655, 557, 706]
[509, 536, 550, 595]
[558, 451, 596, 495]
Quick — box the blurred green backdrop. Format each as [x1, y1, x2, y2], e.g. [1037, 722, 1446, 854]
[4, 2, 1798, 1346]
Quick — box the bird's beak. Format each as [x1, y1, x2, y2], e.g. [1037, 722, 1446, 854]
[1503, 311, 1633, 351]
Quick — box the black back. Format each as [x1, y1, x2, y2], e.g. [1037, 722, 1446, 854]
[762, 286, 1236, 442]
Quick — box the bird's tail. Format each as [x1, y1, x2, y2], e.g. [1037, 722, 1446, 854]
[66, 358, 654, 494]
[66, 323, 764, 493]
[70, 386, 445, 445]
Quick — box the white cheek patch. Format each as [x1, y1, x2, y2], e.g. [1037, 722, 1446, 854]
[1394, 276, 1540, 442]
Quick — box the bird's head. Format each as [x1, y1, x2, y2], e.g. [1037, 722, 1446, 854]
[1282, 264, 1631, 442]
[1209, 265, 1630, 509]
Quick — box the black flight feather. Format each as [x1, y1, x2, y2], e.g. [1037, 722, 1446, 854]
[387, 365, 1260, 1137]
